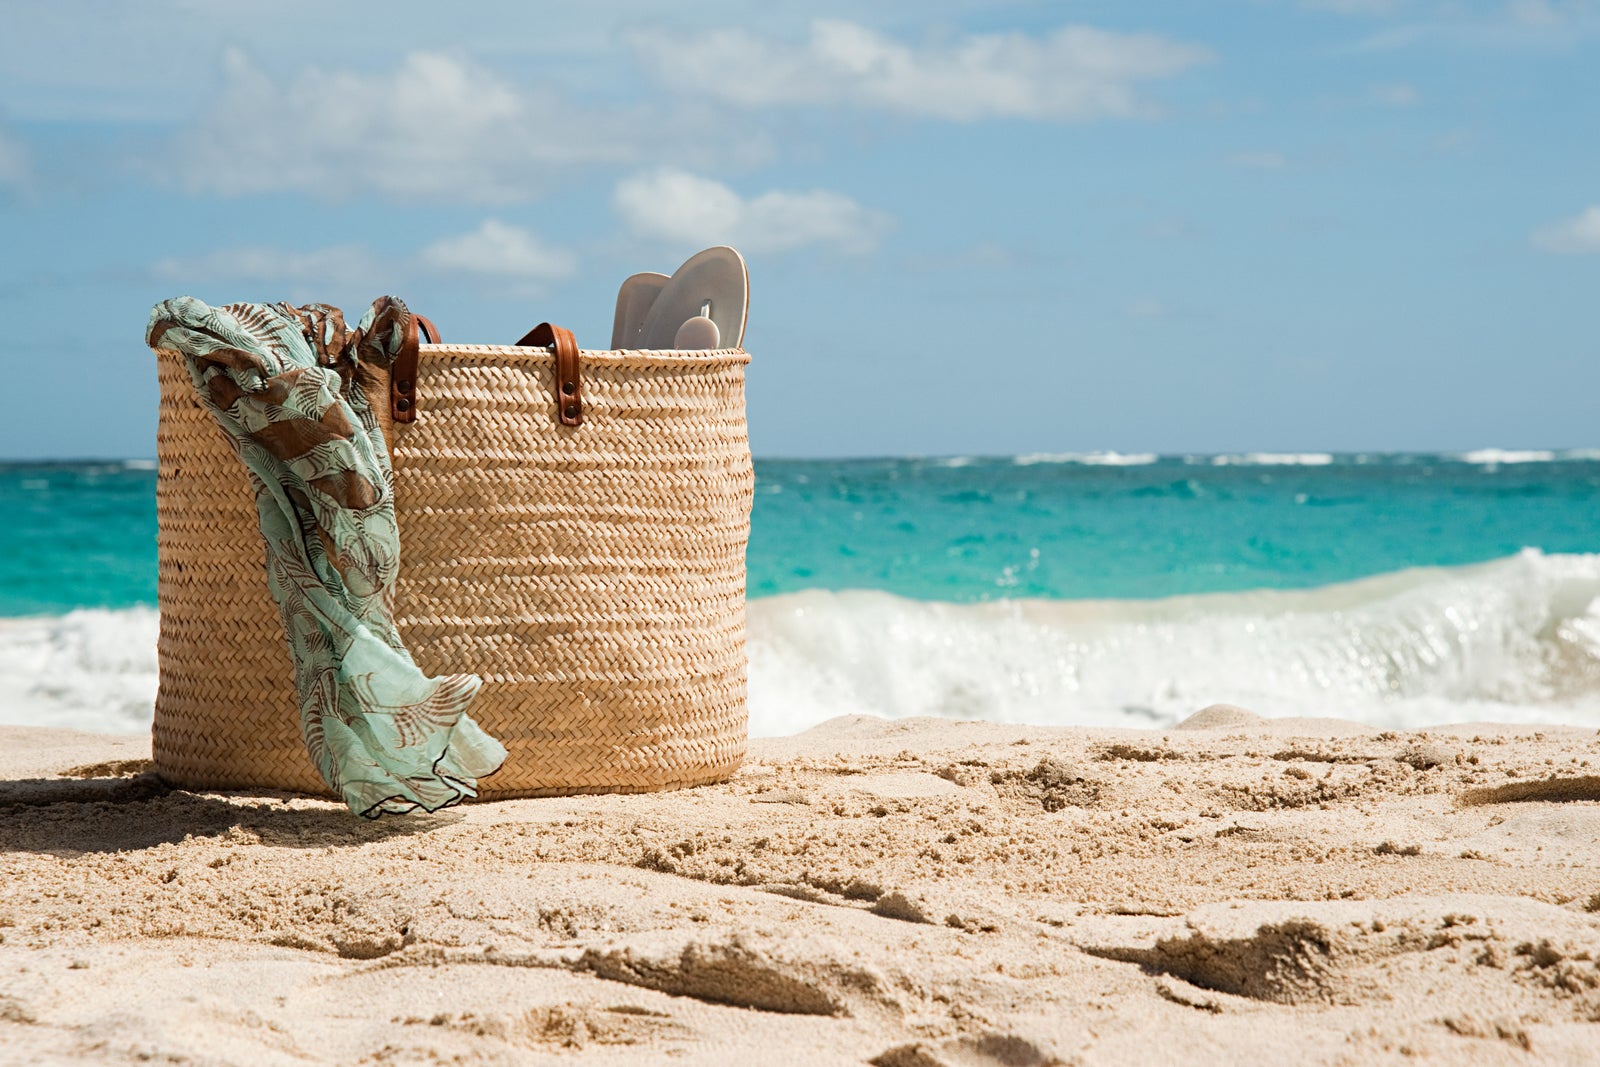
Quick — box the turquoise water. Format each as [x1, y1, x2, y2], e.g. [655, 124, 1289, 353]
[0, 462, 160, 615]
[6, 453, 1600, 737]
[749, 454, 1600, 600]
[3, 454, 1599, 615]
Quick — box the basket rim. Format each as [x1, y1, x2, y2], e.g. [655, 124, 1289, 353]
[422, 344, 752, 369]
[152, 344, 751, 369]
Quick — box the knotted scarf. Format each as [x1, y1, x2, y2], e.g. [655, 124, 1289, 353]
[146, 295, 505, 816]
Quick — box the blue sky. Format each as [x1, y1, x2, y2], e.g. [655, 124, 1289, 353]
[1, 0, 1596, 459]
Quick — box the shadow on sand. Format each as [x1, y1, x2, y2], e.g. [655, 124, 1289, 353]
[0, 771, 462, 856]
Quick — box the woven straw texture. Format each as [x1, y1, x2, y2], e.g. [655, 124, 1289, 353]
[153, 343, 753, 799]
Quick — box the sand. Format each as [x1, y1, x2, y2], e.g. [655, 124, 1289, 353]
[3, 709, 1600, 1065]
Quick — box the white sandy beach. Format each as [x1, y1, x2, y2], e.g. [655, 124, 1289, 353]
[3, 709, 1600, 1065]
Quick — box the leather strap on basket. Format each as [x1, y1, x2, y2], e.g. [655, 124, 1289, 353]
[389, 313, 438, 424]
[515, 322, 582, 426]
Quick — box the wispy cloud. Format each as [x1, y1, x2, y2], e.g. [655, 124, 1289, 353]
[611, 170, 896, 255]
[417, 220, 575, 281]
[0, 125, 32, 192]
[1352, 0, 1599, 49]
[167, 49, 763, 204]
[1532, 205, 1600, 253]
[1507, 0, 1590, 27]
[1303, 0, 1407, 14]
[151, 244, 383, 289]
[151, 221, 575, 296]
[143, 20, 1212, 207]
[613, 169, 893, 255]
[1369, 82, 1420, 105]
[626, 20, 1212, 121]
[1125, 298, 1176, 320]
[1227, 150, 1290, 170]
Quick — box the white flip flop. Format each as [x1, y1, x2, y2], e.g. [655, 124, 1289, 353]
[610, 271, 669, 349]
[638, 246, 748, 351]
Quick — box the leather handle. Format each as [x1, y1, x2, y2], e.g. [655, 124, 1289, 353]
[389, 312, 439, 424]
[515, 322, 582, 426]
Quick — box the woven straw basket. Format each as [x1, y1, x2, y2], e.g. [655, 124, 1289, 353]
[152, 331, 753, 799]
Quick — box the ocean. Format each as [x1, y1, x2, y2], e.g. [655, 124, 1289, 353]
[4, 451, 1599, 737]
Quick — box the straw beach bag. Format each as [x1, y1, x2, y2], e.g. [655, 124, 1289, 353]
[151, 318, 753, 799]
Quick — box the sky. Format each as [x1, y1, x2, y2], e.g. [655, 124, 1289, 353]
[0, 0, 1596, 459]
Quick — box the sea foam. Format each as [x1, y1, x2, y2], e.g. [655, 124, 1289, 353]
[6, 552, 1600, 740]
[1013, 452, 1159, 466]
[0, 607, 158, 734]
[1454, 448, 1600, 465]
[747, 550, 1600, 736]
[1458, 449, 1558, 465]
[1205, 452, 1335, 466]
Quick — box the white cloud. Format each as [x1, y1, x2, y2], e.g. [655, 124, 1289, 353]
[614, 169, 893, 254]
[152, 221, 574, 293]
[418, 219, 575, 280]
[152, 22, 1210, 204]
[626, 20, 1211, 121]
[1532, 205, 1600, 253]
[172, 50, 653, 203]
[1227, 150, 1289, 170]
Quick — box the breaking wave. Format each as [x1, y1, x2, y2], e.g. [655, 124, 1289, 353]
[1203, 452, 1334, 466]
[747, 549, 1600, 735]
[1455, 448, 1600, 466]
[1012, 452, 1159, 466]
[0, 607, 159, 734]
[6, 552, 1600, 739]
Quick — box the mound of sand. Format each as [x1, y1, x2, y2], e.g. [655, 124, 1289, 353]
[3, 712, 1599, 1064]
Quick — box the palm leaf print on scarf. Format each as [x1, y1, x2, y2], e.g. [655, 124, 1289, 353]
[146, 295, 505, 816]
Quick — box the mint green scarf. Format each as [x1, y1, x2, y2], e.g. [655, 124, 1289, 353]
[147, 296, 505, 816]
